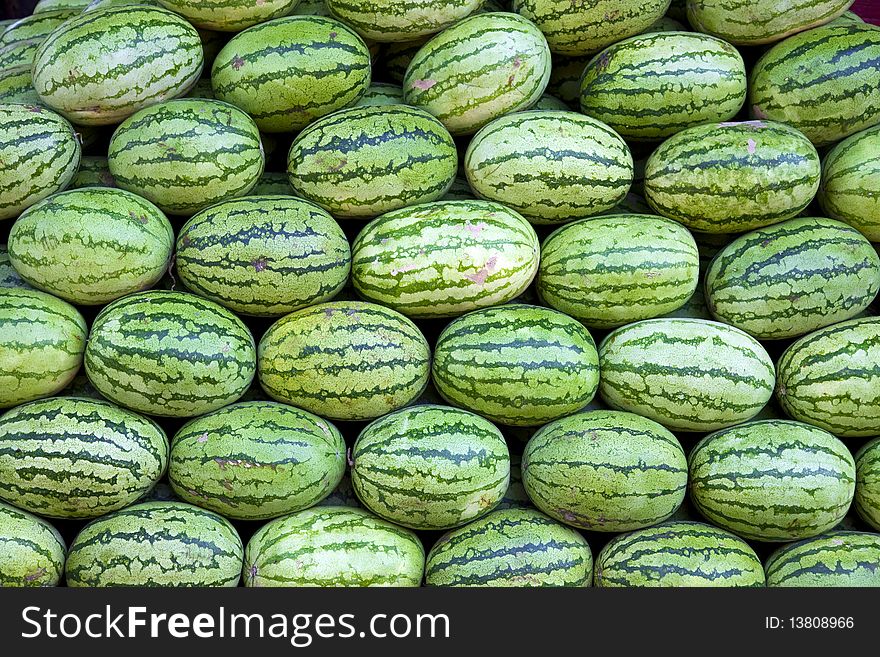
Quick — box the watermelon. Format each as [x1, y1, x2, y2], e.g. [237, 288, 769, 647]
[0, 289, 86, 408]
[0, 501, 65, 587]
[287, 104, 457, 219]
[749, 24, 880, 146]
[594, 521, 765, 587]
[291, 0, 331, 15]
[0, 397, 168, 518]
[70, 156, 116, 189]
[643, 16, 685, 32]
[139, 479, 179, 503]
[185, 77, 215, 100]
[464, 111, 632, 223]
[537, 213, 699, 328]
[828, 10, 870, 26]
[0, 10, 78, 73]
[705, 217, 880, 340]
[84, 0, 163, 11]
[327, 0, 483, 42]
[60, 373, 104, 400]
[432, 304, 600, 426]
[66, 501, 243, 587]
[598, 318, 775, 432]
[819, 124, 880, 242]
[249, 171, 294, 196]
[855, 438, 880, 531]
[34, 0, 91, 11]
[644, 120, 821, 234]
[0, 66, 39, 104]
[425, 508, 592, 587]
[169, 401, 345, 520]
[403, 13, 551, 136]
[351, 404, 510, 530]
[316, 471, 361, 508]
[212, 16, 371, 133]
[546, 54, 588, 106]
[32, 5, 204, 126]
[498, 452, 531, 510]
[765, 531, 880, 587]
[0, 245, 31, 289]
[8, 188, 174, 305]
[381, 37, 428, 84]
[530, 94, 568, 110]
[522, 410, 687, 532]
[441, 176, 476, 201]
[85, 290, 256, 417]
[157, 0, 299, 31]
[0, 104, 80, 221]
[258, 301, 430, 421]
[351, 200, 539, 318]
[776, 317, 880, 438]
[354, 82, 405, 107]
[244, 506, 424, 587]
[688, 0, 855, 45]
[689, 419, 855, 542]
[579, 32, 747, 141]
[176, 195, 350, 317]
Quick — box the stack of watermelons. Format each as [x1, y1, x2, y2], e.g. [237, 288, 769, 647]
[0, 0, 879, 588]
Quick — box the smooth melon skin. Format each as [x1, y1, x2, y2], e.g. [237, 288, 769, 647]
[0, 501, 66, 587]
[158, 0, 300, 31]
[855, 438, 880, 531]
[765, 531, 880, 587]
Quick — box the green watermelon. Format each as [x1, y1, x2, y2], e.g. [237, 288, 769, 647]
[244, 506, 424, 587]
[441, 176, 476, 201]
[689, 419, 855, 541]
[185, 77, 215, 100]
[432, 304, 600, 426]
[403, 13, 551, 136]
[69, 156, 116, 189]
[176, 195, 350, 317]
[425, 508, 592, 587]
[351, 200, 539, 318]
[498, 452, 531, 510]
[212, 16, 371, 133]
[66, 501, 243, 587]
[529, 94, 568, 110]
[8, 188, 174, 305]
[0, 10, 78, 73]
[776, 317, 880, 437]
[537, 213, 699, 328]
[828, 10, 870, 26]
[84, 0, 163, 11]
[351, 404, 510, 530]
[594, 521, 765, 587]
[354, 82, 405, 106]
[644, 120, 820, 234]
[169, 401, 345, 520]
[157, 0, 298, 31]
[287, 104, 457, 219]
[0, 65, 40, 104]
[380, 37, 428, 83]
[316, 471, 361, 508]
[546, 54, 588, 106]
[0, 397, 168, 518]
[819, 124, 880, 242]
[599, 318, 775, 432]
[522, 410, 687, 532]
[855, 438, 880, 531]
[749, 24, 880, 146]
[579, 32, 747, 141]
[0, 501, 65, 587]
[0, 246, 29, 289]
[85, 290, 256, 417]
[0, 104, 80, 221]
[33, 0, 90, 11]
[0, 288, 86, 408]
[327, 0, 482, 42]
[32, 5, 204, 126]
[248, 171, 294, 196]
[291, 0, 331, 15]
[643, 16, 685, 32]
[60, 373, 104, 400]
[765, 531, 880, 587]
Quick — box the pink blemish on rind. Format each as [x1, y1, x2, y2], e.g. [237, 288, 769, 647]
[464, 222, 488, 235]
[747, 139, 757, 154]
[465, 256, 498, 285]
[411, 79, 437, 90]
[752, 105, 768, 119]
[197, 432, 209, 443]
[253, 257, 268, 272]
[390, 263, 419, 275]
[232, 56, 245, 70]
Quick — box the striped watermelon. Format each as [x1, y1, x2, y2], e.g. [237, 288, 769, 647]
[0, 104, 80, 221]
[776, 317, 880, 437]
[258, 301, 430, 421]
[537, 213, 699, 328]
[351, 200, 539, 318]
[765, 531, 880, 587]
[749, 25, 880, 146]
[425, 508, 592, 587]
[354, 82, 405, 107]
[60, 373, 104, 400]
[244, 506, 424, 587]
[0, 245, 30, 289]
[0, 501, 65, 587]
[828, 10, 870, 26]
[441, 176, 475, 201]
[855, 438, 880, 530]
[212, 16, 371, 133]
[316, 471, 361, 508]
[705, 217, 880, 340]
[594, 521, 765, 587]
[643, 16, 685, 32]
[8, 188, 174, 305]
[32, 6, 204, 126]
[530, 94, 568, 110]
[351, 404, 510, 530]
[599, 318, 775, 432]
[403, 13, 551, 136]
[546, 54, 588, 106]
[0, 289, 86, 408]
[498, 452, 531, 510]
[34, 0, 91, 10]
[689, 419, 855, 541]
[579, 32, 747, 141]
[185, 77, 215, 100]
[70, 156, 116, 189]
[464, 111, 632, 223]
[291, 0, 332, 15]
[0, 66, 39, 104]
[176, 195, 350, 317]
[108, 99, 264, 216]
[157, 0, 299, 31]
[0, 10, 78, 73]
[248, 171, 294, 196]
[522, 410, 687, 532]
[381, 37, 429, 84]
[66, 501, 243, 587]
[688, 0, 855, 45]
[287, 104, 457, 219]
[328, 0, 483, 41]
[169, 401, 345, 520]
[819, 124, 880, 242]
[84, 0, 163, 11]
[0, 397, 168, 518]
[139, 479, 179, 503]
[644, 120, 821, 234]
[85, 290, 256, 417]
